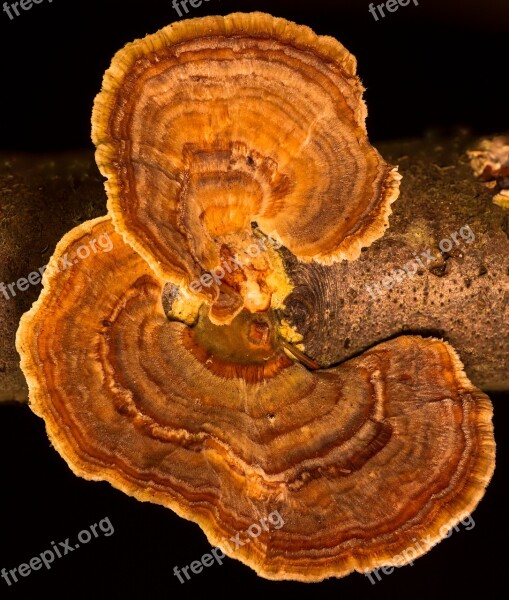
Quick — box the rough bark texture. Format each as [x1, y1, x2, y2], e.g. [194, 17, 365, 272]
[1, 132, 508, 401]
[279, 132, 509, 391]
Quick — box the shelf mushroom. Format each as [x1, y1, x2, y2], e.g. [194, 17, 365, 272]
[17, 12, 495, 582]
[91, 12, 400, 325]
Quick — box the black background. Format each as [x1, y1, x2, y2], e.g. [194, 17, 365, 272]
[0, 1, 507, 598]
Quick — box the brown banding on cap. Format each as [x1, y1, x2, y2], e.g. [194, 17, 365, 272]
[17, 217, 494, 581]
[92, 12, 400, 324]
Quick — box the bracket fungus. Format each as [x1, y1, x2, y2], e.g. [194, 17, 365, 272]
[91, 12, 400, 325]
[468, 136, 509, 208]
[16, 13, 495, 582]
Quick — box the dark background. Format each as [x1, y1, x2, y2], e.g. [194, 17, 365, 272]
[0, 0, 507, 598]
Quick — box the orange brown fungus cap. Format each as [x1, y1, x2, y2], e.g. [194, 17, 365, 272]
[17, 14, 494, 583]
[17, 217, 494, 581]
[92, 12, 401, 325]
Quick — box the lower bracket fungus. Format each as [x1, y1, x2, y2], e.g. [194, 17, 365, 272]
[16, 13, 495, 582]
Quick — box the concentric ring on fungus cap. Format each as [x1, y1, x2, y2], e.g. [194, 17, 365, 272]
[92, 12, 401, 324]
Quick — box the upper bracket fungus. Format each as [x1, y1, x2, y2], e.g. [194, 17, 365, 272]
[91, 12, 400, 325]
[17, 13, 494, 582]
